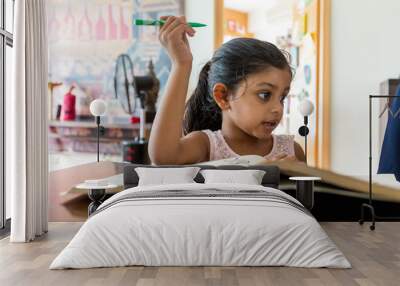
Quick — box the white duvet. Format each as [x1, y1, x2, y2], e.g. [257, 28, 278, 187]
[50, 183, 351, 269]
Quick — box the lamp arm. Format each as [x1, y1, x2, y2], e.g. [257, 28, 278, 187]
[96, 116, 100, 162]
[298, 115, 309, 164]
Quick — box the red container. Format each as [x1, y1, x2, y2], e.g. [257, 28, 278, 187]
[130, 116, 140, 124]
[61, 87, 76, 121]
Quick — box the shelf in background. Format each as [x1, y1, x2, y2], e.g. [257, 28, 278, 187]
[49, 120, 152, 130]
[48, 133, 136, 142]
[48, 120, 152, 155]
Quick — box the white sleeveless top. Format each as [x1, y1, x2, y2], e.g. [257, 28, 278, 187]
[202, 129, 295, 161]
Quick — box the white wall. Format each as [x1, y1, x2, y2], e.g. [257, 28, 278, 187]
[331, 0, 400, 175]
[185, 0, 215, 95]
[248, 4, 293, 44]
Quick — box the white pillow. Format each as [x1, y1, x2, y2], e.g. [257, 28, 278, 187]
[135, 167, 201, 186]
[200, 169, 266, 185]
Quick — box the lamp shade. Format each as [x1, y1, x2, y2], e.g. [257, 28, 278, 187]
[298, 99, 314, 116]
[90, 99, 107, 116]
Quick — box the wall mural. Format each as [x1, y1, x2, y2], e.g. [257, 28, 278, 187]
[48, 0, 183, 118]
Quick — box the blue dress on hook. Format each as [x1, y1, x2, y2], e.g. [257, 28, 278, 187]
[378, 85, 400, 182]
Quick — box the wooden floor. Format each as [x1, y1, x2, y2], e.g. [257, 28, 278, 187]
[0, 222, 399, 286]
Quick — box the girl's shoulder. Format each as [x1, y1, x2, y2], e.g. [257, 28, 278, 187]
[201, 129, 236, 160]
[201, 129, 224, 143]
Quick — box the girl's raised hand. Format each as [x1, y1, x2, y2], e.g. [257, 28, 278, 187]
[158, 16, 196, 66]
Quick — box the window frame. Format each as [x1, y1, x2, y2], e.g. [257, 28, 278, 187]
[0, 0, 14, 233]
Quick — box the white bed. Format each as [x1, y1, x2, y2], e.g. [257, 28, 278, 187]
[50, 182, 351, 269]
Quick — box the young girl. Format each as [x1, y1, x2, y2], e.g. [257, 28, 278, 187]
[148, 16, 305, 165]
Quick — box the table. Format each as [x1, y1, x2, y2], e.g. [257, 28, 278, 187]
[49, 161, 128, 221]
[289, 176, 321, 210]
[75, 183, 119, 215]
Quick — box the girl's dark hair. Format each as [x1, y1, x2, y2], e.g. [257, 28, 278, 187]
[183, 37, 292, 135]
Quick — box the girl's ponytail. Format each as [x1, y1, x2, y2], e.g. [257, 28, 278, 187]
[183, 61, 222, 135]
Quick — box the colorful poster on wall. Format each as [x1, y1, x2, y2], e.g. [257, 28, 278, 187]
[47, 0, 184, 117]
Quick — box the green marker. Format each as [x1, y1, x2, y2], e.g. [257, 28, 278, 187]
[135, 19, 207, 28]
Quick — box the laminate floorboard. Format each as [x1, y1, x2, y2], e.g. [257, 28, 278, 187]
[0, 222, 398, 286]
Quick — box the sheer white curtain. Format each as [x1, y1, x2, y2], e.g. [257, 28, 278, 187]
[8, 0, 48, 242]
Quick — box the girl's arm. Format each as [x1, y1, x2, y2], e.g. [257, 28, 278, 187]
[148, 16, 209, 165]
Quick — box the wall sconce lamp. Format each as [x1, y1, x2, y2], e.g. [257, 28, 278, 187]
[90, 99, 107, 162]
[298, 99, 314, 164]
